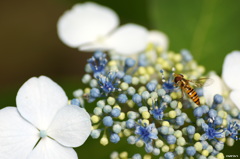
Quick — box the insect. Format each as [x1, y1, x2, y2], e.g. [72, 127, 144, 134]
[174, 74, 212, 106]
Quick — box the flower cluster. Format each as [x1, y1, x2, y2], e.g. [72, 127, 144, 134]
[70, 44, 239, 158]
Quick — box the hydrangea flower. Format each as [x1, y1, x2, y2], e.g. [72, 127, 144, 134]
[97, 71, 121, 94]
[204, 51, 240, 109]
[201, 122, 224, 141]
[0, 76, 91, 159]
[135, 122, 158, 148]
[87, 51, 108, 77]
[225, 121, 240, 140]
[57, 2, 148, 55]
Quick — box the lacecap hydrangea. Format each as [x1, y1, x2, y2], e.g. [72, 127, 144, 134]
[71, 45, 240, 159]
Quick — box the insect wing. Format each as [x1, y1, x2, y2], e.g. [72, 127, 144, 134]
[188, 78, 214, 87]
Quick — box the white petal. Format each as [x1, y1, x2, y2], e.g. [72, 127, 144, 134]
[230, 90, 240, 110]
[27, 137, 78, 159]
[0, 107, 39, 159]
[47, 105, 91, 147]
[148, 30, 169, 51]
[203, 72, 223, 105]
[222, 51, 240, 90]
[79, 42, 111, 52]
[106, 23, 148, 55]
[16, 76, 68, 130]
[57, 2, 119, 48]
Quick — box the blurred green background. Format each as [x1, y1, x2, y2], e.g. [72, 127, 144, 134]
[0, 0, 240, 158]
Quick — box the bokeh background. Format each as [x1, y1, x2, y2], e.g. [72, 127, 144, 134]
[0, 0, 240, 158]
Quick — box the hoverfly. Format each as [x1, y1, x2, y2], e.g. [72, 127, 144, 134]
[174, 74, 213, 106]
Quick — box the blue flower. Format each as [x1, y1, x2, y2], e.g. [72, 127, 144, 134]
[150, 102, 166, 120]
[135, 122, 158, 148]
[87, 51, 108, 77]
[160, 70, 177, 93]
[225, 121, 240, 140]
[97, 72, 121, 94]
[201, 121, 224, 141]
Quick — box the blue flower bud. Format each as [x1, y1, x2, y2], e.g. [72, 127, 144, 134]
[110, 133, 120, 143]
[211, 149, 219, 156]
[170, 100, 178, 109]
[97, 100, 105, 108]
[111, 108, 121, 117]
[181, 49, 192, 62]
[123, 75, 132, 84]
[145, 145, 153, 153]
[138, 54, 147, 66]
[152, 148, 160, 156]
[125, 58, 135, 67]
[126, 119, 135, 128]
[103, 116, 113, 127]
[157, 89, 166, 96]
[141, 91, 150, 100]
[167, 135, 177, 144]
[118, 94, 128, 103]
[71, 98, 80, 106]
[113, 124, 122, 133]
[196, 88, 203, 96]
[90, 88, 101, 98]
[103, 105, 112, 113]
[213, 94, 223, 104]
[127, 136, 136, 144]
[175, 146, 184, 155]
[187, 125, 196, 135]
[158, 126, 169, 135]
[132, 154, 141, 159]
[214, 116, 223, 125]
[127, 87, 136, 95]
[186, 146, 196, 156]
[208, 109, 217, 118]
[132, 94, 142, 104]
[215, 142, 224, 151]
[93, 107, 102, 115]
[163, 95, 172, 103]
[194, 107, 203, 117]
[91, 129, 101, 139]
[201, 141, 209, 149]
[176, 116, 184, 126]
[93, 51, 104, 58]
[146, 82, 157, 92]
[164, 152, 174, 159]
[116, 71, 125, 79]
[201, 105, 209, 114]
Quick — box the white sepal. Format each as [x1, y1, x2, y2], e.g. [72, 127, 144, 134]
[0, 107, 39, 159]
[222, 51, 240, 90]
[16, 76, 68, 130]
[47, 105, 91, 147]
[27, 137, 78, 159]
[57, 2, 119, 48]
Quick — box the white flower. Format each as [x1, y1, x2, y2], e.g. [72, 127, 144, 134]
[203, 51, 240, 109]
[0, 76, 91, 159]
[57, 2, 148, 55]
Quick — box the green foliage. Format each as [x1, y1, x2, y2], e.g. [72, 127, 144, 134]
[148, 0, 240, 74]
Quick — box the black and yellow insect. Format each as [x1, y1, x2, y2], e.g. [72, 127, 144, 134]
[174, 74, 212, 106]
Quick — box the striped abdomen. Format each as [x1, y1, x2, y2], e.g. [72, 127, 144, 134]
[184, 85, 200, 105]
